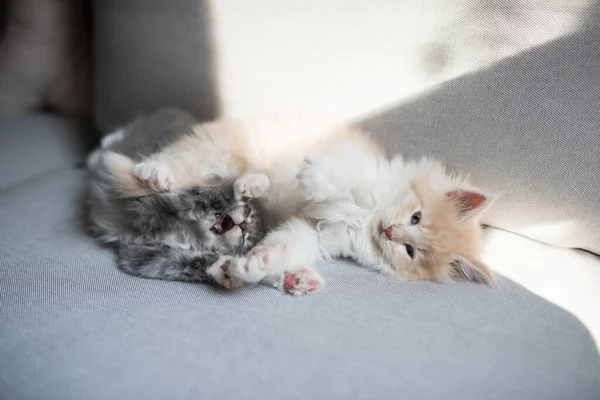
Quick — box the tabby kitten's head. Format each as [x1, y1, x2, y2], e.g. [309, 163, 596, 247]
[198, 199, 266, 255]
[122, 185, 267, 255]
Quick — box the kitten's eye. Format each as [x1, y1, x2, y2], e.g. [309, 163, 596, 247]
[410, 211, 421, 225]
[405, 244, 415, 259]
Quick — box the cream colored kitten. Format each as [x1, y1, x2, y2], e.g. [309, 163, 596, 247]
[102, 115, 493, 294]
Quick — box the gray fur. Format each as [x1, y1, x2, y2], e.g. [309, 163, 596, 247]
[117, 246, 221, 284]
[87, 108, 267, 285]
[103, 108, 196, 161]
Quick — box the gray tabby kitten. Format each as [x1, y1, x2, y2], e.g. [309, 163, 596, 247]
[86, 109, 269, 288]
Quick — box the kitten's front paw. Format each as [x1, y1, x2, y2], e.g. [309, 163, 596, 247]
[234, 173, 270, 200]
[134, 161, 174, 192]
[282, 267, 325, 295]
[296, 156, 335, 201]
[231, 244, 287, 283]
[206, 256, 244, 289]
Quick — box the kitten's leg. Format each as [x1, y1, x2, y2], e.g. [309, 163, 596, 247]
[118, 245, 243, 289]
[130, 129, 249, 194]
[103, 138, 223, 197]
[101, 151, 181, 197]
[297, 137, 381, 202]
[133, 160, 175, 192]
[234, 172, 270, 200]
[231, 217, 326, 294]
[127, 160, 269, 197]
[234, 217, 321, 282]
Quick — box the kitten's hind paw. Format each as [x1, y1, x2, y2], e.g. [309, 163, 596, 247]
[260, 267, 325, 295]
[231, 243, 287, 283]
[234, 173, 270, 200]
[282, 267, 325, 295]
[134, 161, 175, 192]
[206, 256, 244, 289]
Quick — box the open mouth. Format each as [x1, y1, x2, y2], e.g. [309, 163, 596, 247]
[211, 214, 248, 235]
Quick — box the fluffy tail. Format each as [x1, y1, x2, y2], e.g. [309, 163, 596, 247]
[100, 151, 156, 198]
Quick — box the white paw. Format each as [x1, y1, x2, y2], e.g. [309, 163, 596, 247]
[232, 243, 288, 283]
[234, 173, 270, 200]
[134, 161, 174, 192]
[281, 267, 325, 295]
[206, 256, 244, 289]
[296, 156, 335, 201]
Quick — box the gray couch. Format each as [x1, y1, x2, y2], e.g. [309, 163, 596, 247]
[1, 2, 599, 399]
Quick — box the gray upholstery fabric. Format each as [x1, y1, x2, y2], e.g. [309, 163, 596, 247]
[0, 113, 92, 190]
[93, 0, 219, 132]
[361, 29, 600, 254]
[1, 167, 599, 399]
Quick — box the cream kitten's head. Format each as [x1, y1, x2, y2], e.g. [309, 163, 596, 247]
[373, 159, 494, 283]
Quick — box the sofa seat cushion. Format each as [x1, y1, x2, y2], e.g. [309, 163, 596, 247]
[483, 228, 600, 351]
[0, 113, 93, 191]
[1, 167, 598, 400]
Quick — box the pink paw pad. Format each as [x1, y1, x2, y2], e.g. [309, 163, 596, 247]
[282, 268, 324, 295]
[283, 272, 300, 290]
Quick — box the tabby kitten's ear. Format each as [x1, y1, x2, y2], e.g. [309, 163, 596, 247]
[449, 255, 494, 284]
[445, 189, 492, 221]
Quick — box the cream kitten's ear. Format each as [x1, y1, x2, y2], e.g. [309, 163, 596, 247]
[445, 189, 492, 221]
[449, 255, 494, 284]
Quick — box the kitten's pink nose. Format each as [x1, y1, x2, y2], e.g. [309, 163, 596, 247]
[384, 226, 394, 240]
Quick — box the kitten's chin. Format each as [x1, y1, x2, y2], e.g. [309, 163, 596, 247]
[371, 237, 405, 274]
